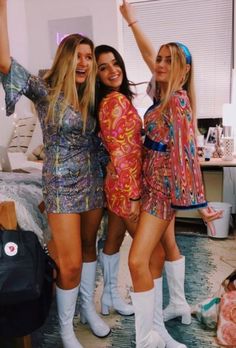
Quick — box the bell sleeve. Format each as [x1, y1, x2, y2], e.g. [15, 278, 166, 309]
[0, 58, 47, 116]
[169, 93, 207, 210]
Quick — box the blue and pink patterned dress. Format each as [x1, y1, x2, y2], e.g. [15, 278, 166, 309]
[142, 89, 207, 221]
[99, 91, 142, 218]
[0, 58, 106, 213]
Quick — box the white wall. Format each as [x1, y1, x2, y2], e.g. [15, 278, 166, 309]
[24, 0, 120, 73]
[0, 0, 120, 145]
[0, 0, 235, 146]
[0, 0, 33, 146]
[234, 0, 236, 69]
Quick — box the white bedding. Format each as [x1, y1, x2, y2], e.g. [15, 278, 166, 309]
[0, 153, 46, 243]
[0, 171, 48, 243]
[8, 152, 43, 171]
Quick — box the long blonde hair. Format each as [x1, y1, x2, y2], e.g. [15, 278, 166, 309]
[43, 34, 97, 130]
[158, 43, 196, 122]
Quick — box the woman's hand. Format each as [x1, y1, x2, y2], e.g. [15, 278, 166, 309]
[120, 0, 137, 25]
[199, 206, 223, 237]
[129, 200, 140, 223]
[119, 0, 156, 73]
[198, 206, 223, 223]
[106, 161, 117, 178]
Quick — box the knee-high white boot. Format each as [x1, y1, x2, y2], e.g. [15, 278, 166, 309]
[163, 256, 191, 325]
[131, 288, 165, 348]
[154, 278, 187, 348]
[79, 261, 111, 338]
[56, 285, 83, 348]
[100, 252, 134, 316]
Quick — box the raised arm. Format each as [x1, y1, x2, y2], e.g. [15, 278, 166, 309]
[0, 0, 11, 74]
[120, 0, 156, 73]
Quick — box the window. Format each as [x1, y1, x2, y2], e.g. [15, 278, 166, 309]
[122, 0, 233, 119]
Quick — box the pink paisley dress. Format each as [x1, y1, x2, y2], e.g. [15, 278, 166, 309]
[142, 89, 207, 221]
[99, 91, 142, 218]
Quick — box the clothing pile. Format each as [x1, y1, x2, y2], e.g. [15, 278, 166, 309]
[192, 270, 236, 346]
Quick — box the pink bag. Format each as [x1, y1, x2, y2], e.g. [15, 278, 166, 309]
[217, 290, 236, 346]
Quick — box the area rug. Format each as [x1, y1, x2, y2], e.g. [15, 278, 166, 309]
[31, 233, 235, 348]
[110, 234, 225, 348]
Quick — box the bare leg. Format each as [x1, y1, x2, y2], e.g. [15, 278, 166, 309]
[47, 213, 83, 347]
[48, 213, 82, 289]
[80, 208, 104, 262]
[128, 211, 169, 292]
[149, 242, 165, 280]
[161, 216, 181, 261]
[128, 212, 167, 348]
[103, 210, 126, 255]
[100, 210, 165, 316]
[124, 216, 165, 280]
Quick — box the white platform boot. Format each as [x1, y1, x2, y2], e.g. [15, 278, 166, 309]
[154, 278, 187, 348]
[79, 261, 111, 337]
[163, 257, 191, 325]
[56, 285, 83, 348]
[131, 288, 165, 348]
[100, 252, 134, 316]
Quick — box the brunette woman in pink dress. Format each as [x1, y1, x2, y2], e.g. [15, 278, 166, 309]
[94, 44, 168, 323]
[94, 44, 143, 317]
[120, 1, 223, 347]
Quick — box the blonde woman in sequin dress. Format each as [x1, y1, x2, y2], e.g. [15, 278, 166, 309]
[0, 1, 110, 346]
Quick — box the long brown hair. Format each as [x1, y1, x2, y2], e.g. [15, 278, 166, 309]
[43, 34, 97, 129]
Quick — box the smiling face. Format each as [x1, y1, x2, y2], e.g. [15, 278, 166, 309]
[75, 43, 93, 84]
[155, 45, 172, 84]
[97, 52, 123, 90]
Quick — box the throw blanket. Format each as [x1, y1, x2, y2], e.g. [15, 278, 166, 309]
[0, 172, 48, 243]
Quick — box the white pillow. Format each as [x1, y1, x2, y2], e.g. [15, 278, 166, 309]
[8, 116, 36, 153]
[26, 118, 43, 157]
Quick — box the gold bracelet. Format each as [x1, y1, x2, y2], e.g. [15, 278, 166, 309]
[128, 20, 138, 27]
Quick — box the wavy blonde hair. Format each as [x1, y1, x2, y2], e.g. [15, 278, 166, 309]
[158, 43, 196, 122]
[43, 34, 96, 130]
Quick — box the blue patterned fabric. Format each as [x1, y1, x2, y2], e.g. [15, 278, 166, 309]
[0, 59, 106, 213]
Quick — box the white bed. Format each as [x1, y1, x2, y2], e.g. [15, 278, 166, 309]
[8, 151, 43, 172]
[0, 115, 48, 243]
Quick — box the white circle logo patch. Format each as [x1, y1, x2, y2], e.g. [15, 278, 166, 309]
[4, 242, 18, 256]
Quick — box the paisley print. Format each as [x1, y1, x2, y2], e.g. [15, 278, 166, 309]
[99, 91, 142, 218]
[142, 89, 207, 221]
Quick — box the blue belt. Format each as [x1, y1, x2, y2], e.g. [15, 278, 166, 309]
[144, 135, 167, 152]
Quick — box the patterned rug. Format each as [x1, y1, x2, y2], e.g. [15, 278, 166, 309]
[30, 233, 235, 348]
[107, 234, 222, 348]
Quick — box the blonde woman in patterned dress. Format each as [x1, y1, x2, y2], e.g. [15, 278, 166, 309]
[94, 45, 166, 319]
[119, 1, 223, 348]
[0, 0, 110, 346]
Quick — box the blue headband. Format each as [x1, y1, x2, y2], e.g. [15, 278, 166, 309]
[176, 42, 192, 65]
